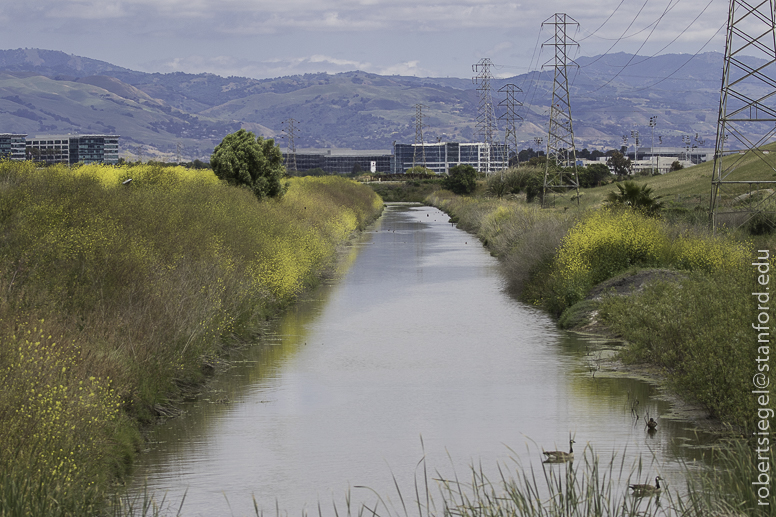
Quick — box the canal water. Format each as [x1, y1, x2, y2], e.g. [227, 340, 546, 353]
[128, 203, 711, 516]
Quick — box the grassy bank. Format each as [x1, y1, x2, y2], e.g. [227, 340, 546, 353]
[427, 166, 773, 431]
[426, 157, 776, 514]
[0, 161, 383, 514]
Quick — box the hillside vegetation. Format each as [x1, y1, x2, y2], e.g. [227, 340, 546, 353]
[0, 162, 383, 514]
[0, 48, 750, 158]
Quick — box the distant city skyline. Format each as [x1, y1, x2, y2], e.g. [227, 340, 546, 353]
[0, 0, 728, 80]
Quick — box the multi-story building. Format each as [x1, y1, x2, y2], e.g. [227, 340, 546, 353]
[0, 133, 28, 160]
[392, 142, 509, 174]
[283, 149, 392, 174]
[24, 134, 120, 165]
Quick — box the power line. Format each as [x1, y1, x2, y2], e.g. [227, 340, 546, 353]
[580, 0, 653, 69]
[628, 21, 726, 93]
[586, 0, 681, 92]
[577, 0, 629, 41]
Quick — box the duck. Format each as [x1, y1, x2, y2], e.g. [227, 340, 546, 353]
[647, 418, 658, 430]
[542, 439, 575, 462]
[629, 476, 663, 496]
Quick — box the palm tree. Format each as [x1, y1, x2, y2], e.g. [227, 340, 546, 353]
[604, 181, 663, 215]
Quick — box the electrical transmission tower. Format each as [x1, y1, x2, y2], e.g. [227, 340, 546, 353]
[541, 13, 580, 207]
[498, 84, 523, 167]
[282, 118, 299, 172]
[473, 58, 498, 174]
[413, 104, 427, 170]
[711, 0, 776, 231]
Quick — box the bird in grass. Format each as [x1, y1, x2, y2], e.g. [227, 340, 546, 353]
[542, 439, 575, 462]
[629, 476, 663, 496]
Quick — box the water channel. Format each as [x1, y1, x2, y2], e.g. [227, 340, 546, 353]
[128, 203, 713, 516]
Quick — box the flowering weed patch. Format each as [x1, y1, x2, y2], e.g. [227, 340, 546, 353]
[0, 162, 382, 512]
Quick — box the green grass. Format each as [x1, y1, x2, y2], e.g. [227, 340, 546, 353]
[550, 141, 776, 215]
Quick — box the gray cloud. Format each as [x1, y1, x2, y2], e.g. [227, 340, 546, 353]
[0, 0, 729, 79]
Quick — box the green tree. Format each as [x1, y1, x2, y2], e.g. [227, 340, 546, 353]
[210, 129, 287, 200]
[442, 164, 478, 195]
[606, 151, 633, 179]
[669, 160, 684, 172]
[577, 163, 611, 188]
[604, 180, 664, 215]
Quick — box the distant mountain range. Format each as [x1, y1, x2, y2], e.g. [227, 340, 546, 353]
[0, 48, 752, 161]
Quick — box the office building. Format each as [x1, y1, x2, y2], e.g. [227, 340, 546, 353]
[24, 134, 120, 165]
[392, 142, 509, 174]
[0, 133, 27, 160]
[283, 149, 392, 174]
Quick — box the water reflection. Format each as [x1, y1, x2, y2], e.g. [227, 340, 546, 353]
[127, 204, 713, 516]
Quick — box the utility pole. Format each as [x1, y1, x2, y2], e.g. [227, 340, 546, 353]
[541, 13, 580, 207]
[630, 129, 640, 161]
[473, 58, 498, 174]
[711, 0, 776, 231]
[413, 104, 427, 170]
[534, 137, 543, 162]
[649, 116, 657, 175]
[282, 118, 299, 173]
[682, 135, 691, 163]
[498, 84, 523, 170]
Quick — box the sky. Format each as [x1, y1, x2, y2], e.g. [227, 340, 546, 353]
[0, 0, 729, 80]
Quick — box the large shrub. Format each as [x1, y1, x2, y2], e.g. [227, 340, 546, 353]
[544, 208, 749, 313]
[442, 164, 478, 195]
[210, 129, 288, 200]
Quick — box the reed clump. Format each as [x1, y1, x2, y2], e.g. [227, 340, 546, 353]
[342, 445, 750, 517]
[0, 161, 383, 513]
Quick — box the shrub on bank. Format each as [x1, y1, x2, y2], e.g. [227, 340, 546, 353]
[0, 161, 383, 512]
[541, 208, 751, 315]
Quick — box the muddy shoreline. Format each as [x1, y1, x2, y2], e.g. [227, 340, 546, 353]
[563, 267, 739, 439]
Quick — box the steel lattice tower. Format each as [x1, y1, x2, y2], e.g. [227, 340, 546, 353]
[710, 0, 776, 231]
[413, 104, 427, 170]
[473, 58, 498, 174]
[282, 118, 299, 172]
[541, 13, 580, 207]
[498, 84, 523, 167]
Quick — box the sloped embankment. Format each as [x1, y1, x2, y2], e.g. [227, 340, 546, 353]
[0, 162, 383, 513]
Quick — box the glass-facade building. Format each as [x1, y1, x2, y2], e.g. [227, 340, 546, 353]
[0, 134, 28, 160]
[393, 142, 508, 174]
[283, 149, 392, 174]
[25, 134, 120, 165]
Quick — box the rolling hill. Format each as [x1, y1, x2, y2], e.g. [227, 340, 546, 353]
[0, 48, 757, 162]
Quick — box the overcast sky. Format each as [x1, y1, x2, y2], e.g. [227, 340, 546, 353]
[0, 0, 728, 79]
